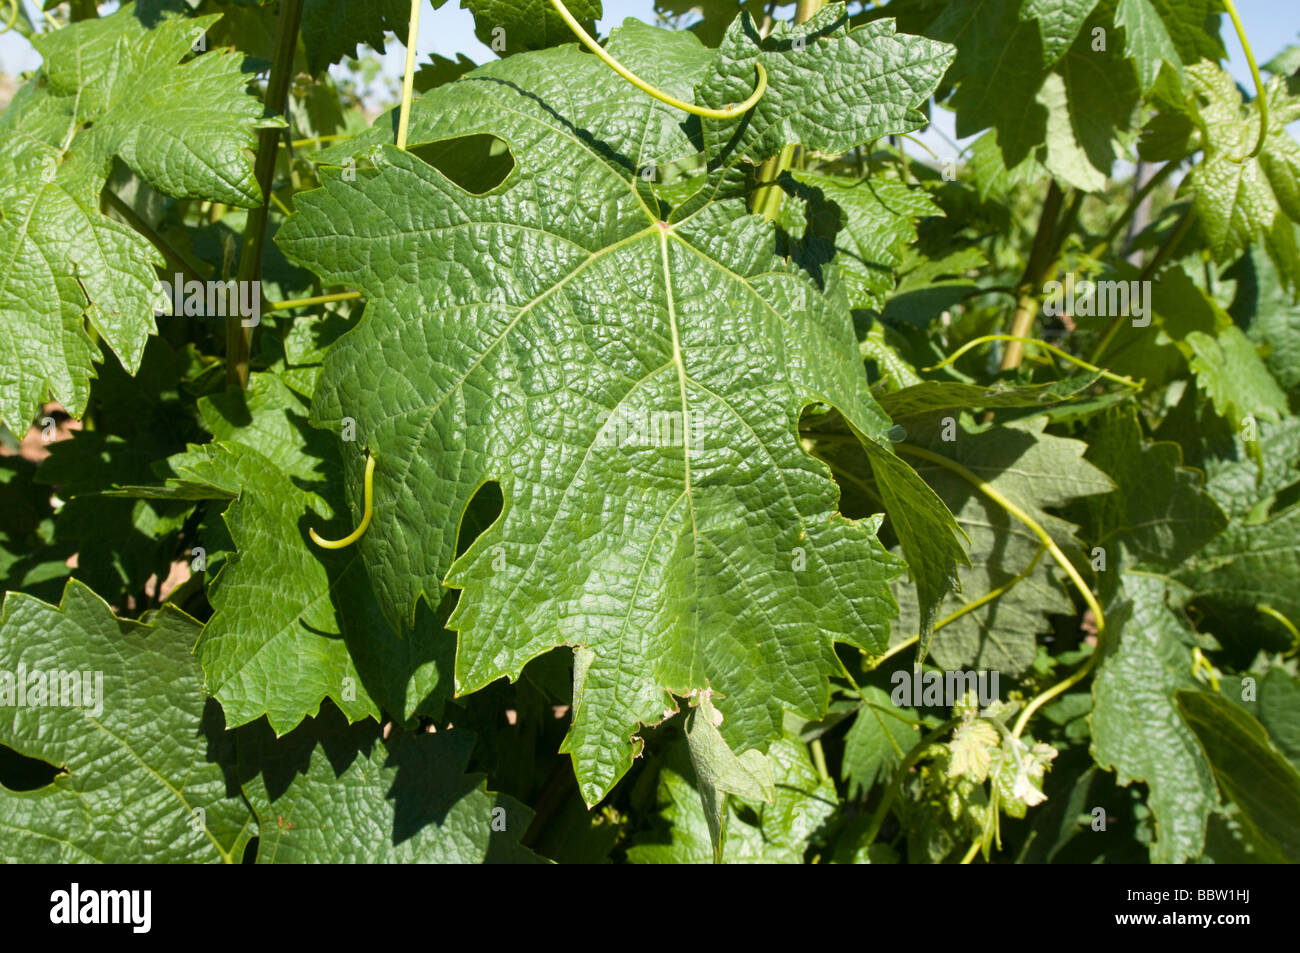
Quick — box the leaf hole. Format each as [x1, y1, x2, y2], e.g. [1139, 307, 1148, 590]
[0, 744, 60, 791]
[456, 480, 504, 558]
[408, 134, 514, 195]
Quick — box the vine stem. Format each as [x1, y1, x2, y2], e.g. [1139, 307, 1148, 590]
[1000, 182, 1066, 371]
[103, 191, 206, 285]
[396, 0, 422, 151]
[547, 0, 767, 120]
[1222, 0, 1268, 158]
[229, 0, 305, 389]
[751, 0, 822, 219]
[893, 443, 1106, 739]
[924, 334, 1141, 389]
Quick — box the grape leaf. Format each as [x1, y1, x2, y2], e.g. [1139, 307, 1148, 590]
[841, 685, 920, 798]
[653, 1, 769, 48]
[1184, 326, 1289, 432]
[235, 703, 541, 863]
[889, 416, 1113, 676]
[1020, 0, 1098, 67]
[301, 0, 418, 74]
[1226, 243, 1300, 394]
[1114, 0, 1222, 93]
[0, 4, 272, 431]
[786, 170, 943, 311]
[684, 691, 774, 861]
[1076, 406, 1226, 568]
[877, 372, 1103, 418]
[278, 16, 950, 803]
[1202, 416, 1300, 518]
[461, 0, 602, 54]
[1090, 571, 1218, 864]
[1172, 63, 1300, 262]
[1174, 502, 1300, 626]
[0, 580, 254, 863]
[1176, 689, 1300, 862]
[933, 0, 1137, 187]
[124, 373, 455, 734]
[627, 731, 835, 863]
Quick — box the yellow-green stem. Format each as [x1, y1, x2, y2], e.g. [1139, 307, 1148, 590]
[1222, 0, 1268, 158]
[867, 546, 1046, 672]
[310, 453, 376, 549]
[268, 291, 363, 311]
[396, 0, 422, 151]
[547, 0, 767, 119]
[925, 334, 1141, 389]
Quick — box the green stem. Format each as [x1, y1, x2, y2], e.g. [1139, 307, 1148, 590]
[396, 0, 422, 151]
[867, 546, 1046, 672]
[230, 0, 304, 389]
[1222, 0, 1268, 158]
[268, 290, 363, 311]
[925, 334, 1141, 388]
[810, 738, 830, 782]
[547, 0, 766, 120]
[749, 0, 822, 219]
[752, 143, 797, 221]
[288, 134, 351, 149]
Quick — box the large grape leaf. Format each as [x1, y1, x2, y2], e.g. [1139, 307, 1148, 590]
[0, 580, 254, 863]
[887, 416, 1114, 676]
[278, 13, 952, 803]
[0, 3, 272, 431]
[235, 703, 540, 863]
[1090, 571, 1218, 864]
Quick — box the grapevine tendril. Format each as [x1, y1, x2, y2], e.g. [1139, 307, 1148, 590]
[310, 453, 376, 550]
[547, 0, 767, 120]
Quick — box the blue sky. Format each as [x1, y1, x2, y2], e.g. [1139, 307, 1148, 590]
[3, 0, 1298, 158]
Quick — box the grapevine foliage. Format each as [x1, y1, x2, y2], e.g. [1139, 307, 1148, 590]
[1, 0, 1299, 864]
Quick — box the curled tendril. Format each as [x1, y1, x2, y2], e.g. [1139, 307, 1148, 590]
[547, 0, 767, 120]
[1, 0, 19, 35]
[310, 452, 376, 550]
